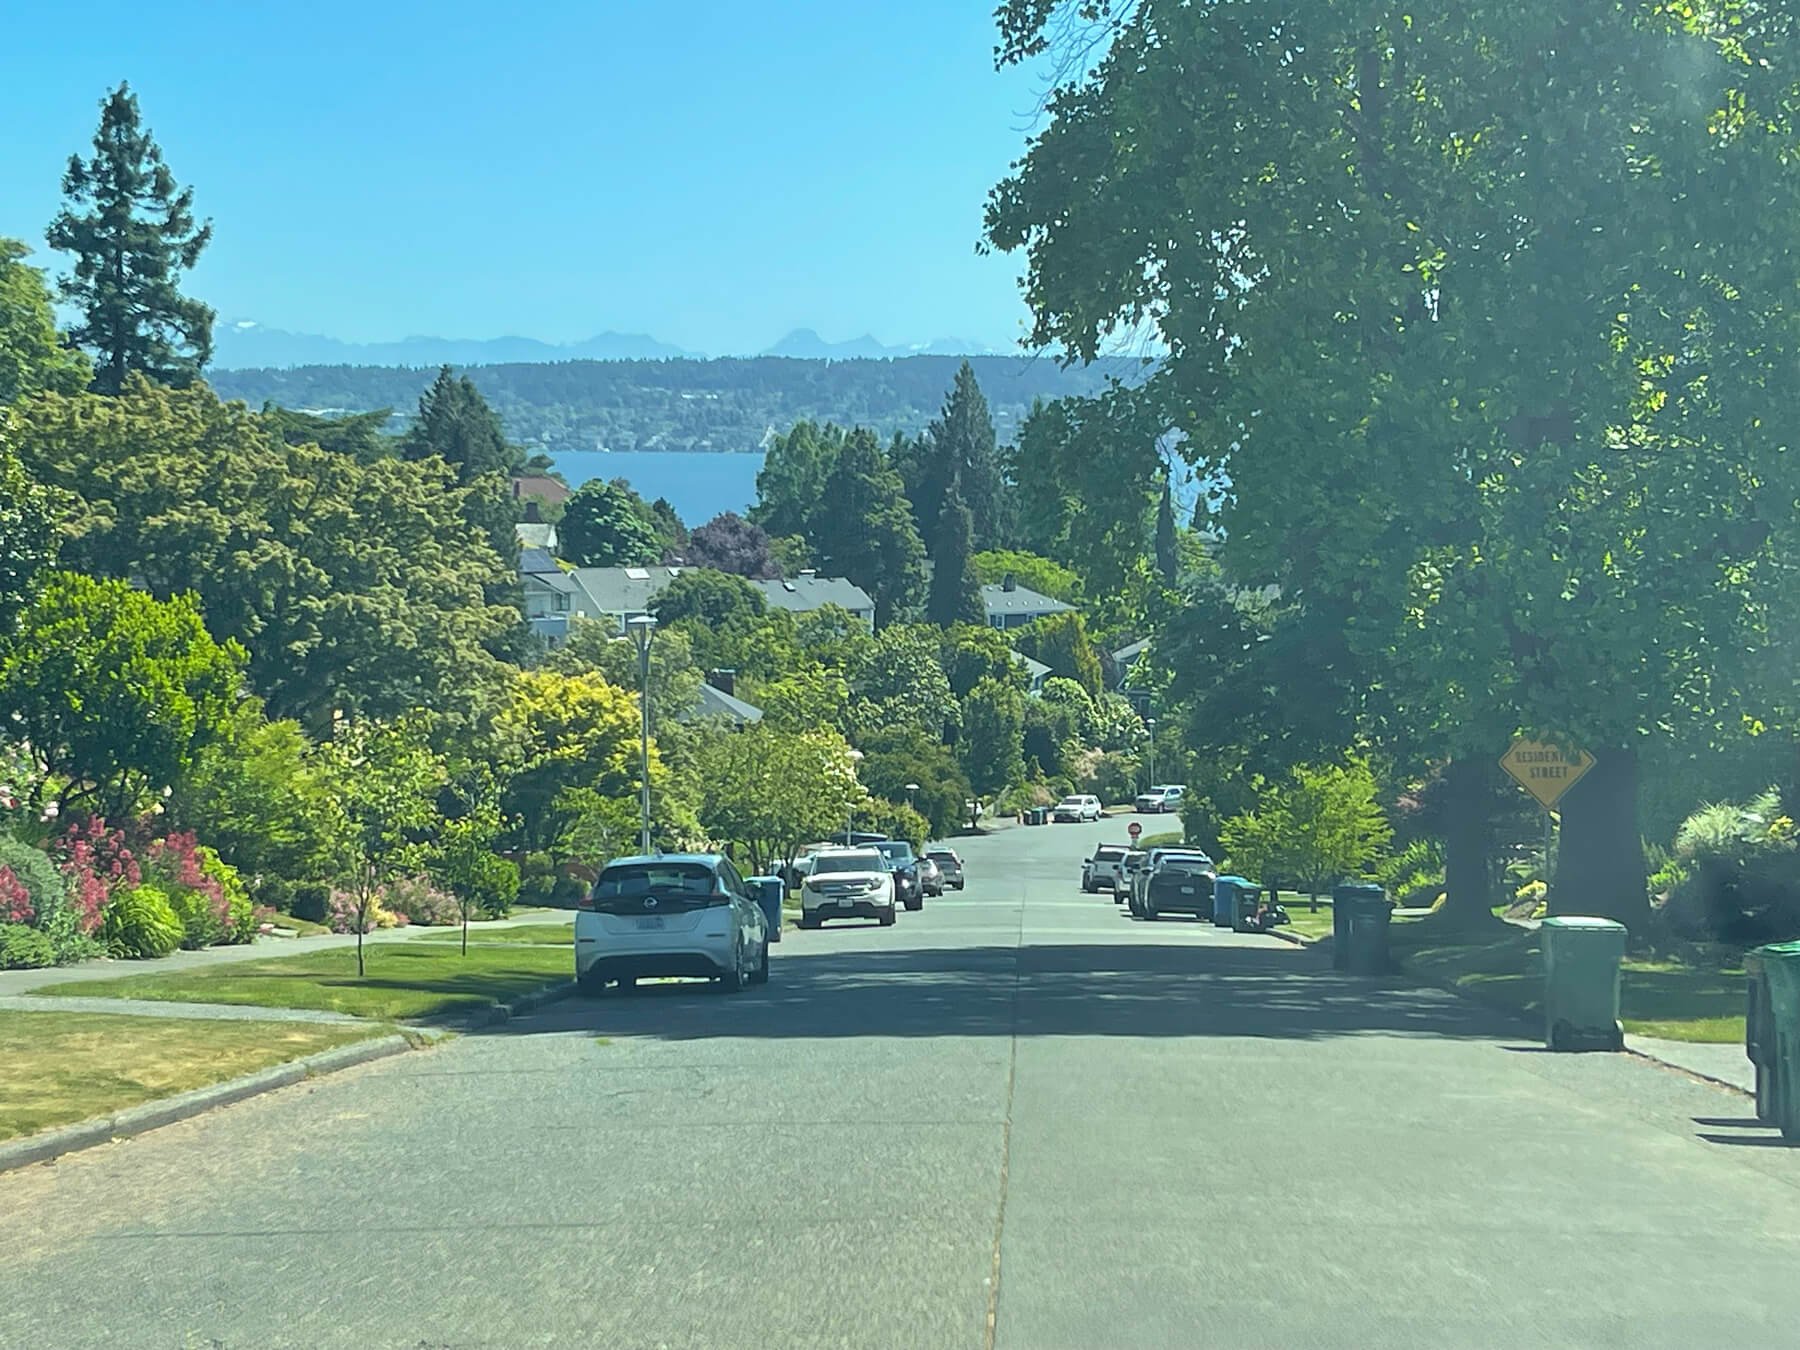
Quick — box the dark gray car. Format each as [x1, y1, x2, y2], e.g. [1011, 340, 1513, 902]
[924, 846, 965, 891]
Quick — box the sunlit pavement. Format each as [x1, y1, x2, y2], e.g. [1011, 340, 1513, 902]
[3, 818, 1799, 1347]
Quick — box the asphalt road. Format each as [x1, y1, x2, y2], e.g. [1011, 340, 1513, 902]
[4, 817, 1800, 1348]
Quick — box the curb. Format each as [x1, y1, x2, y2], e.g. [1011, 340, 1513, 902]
[1621, 1048, 1753, 1098]
[467, 979, 578, 1027]
[0, 1032, 417, 1176]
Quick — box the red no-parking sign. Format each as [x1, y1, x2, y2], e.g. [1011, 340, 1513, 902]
[1128, 821, 1142, 841]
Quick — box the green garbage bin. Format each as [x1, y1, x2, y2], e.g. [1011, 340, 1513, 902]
[1746, 951, 1775, 1124]
[1333, 883, 1386, 972]
[1541, 916, 1628, 1052]
[1756, 941, 1800, 1142]
[1341, 888, 1394, 975]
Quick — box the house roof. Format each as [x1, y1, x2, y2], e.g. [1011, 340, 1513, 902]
[1112, 638, 1150, 664]
[563, 566, 874, 622]
[523, 568, 578, 595]
[511, 475, 571, 504]
[753, 573, 874, 616]
[519, 547, 564, 576]
[981, 582, 1074, 619]
[1012, 651, 1052, 681]
[681, 682, 765, 725]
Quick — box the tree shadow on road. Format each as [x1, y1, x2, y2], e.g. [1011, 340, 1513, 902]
[495, 940, 1526, 1044]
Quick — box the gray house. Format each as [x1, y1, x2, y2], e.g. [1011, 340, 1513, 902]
[983, 577, 1075, 630]
[553, 565, 875, 634]
[520, 548, 578, 644]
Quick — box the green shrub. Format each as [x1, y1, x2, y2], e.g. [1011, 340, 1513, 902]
[1372, 838, 1446, 906]
[518, 852, 556, 906]
[253, 875, 295, 913]
[0, 834, 64, 919]
[164, 883, 226, 949]
[466, 854, 520, 919]
[101, 884, 185, 959]
[383, 875, 460, 925]
[0, 922, 55, 969]
[289, 881, 330, 924]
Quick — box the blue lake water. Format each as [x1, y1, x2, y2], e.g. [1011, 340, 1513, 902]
[549, 450, 765, 527]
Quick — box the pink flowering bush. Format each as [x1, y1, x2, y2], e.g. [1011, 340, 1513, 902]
[145, 831, 231, 949]
[0, 866, 34, 925]
[326, 888, 406, 934]
[53, 818, 140, 936]
[381, 875, 460, 926]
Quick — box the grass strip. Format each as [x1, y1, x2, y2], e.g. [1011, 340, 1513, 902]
[34, 943, 573, 1022]
[414, 924, 574, 945]
[0, 1011, 385, 1142]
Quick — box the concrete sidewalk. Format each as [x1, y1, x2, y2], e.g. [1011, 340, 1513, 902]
[0, 995, 368, 1024]
[1628, 1034, 1755, 1095]
[0, 909, 573, 997]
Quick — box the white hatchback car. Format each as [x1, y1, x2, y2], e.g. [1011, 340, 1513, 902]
[575, 853, 770, 995]
[798, 848, 896, 928]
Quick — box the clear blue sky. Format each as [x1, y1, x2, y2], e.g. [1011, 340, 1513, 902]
[0, 0, 1051, 354]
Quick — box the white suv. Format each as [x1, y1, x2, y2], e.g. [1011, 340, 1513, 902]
[1052, 794, 1103, 822]
[1134, 784, 1187, 814]
[1082, 844, 1131, 893]
[799, 848, 896, 928]
[576, 853, 769, 995]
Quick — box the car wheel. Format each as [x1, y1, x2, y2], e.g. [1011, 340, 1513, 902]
[1113, 892, 1125, 905]
[752, 940, 770, 985]
[904, 895, 922, 911]
[720, 945, 746, 993]
[879, 906, 897, 927]
[577, 967, 606, 997]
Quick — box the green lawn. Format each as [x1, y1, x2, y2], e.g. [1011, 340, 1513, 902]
[34, 943, 574, 1022]
[1280, 895, 1334, 940]
[0, 1010, 387, 1143]
[1389, 921, 1747, 1043]
[414, 923, 574, 945]
[1135, 830, 1184, 850]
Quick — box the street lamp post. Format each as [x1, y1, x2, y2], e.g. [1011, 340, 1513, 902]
[904, 782, 920, 812]
[847, 749, 865, 842]
[1146, 717, 1157, 794]
[626, 614, 657, 854]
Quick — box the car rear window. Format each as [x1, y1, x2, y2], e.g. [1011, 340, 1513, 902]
[875, 841, 915, 862]
[592, 862, 725, 913]
[926, 850, 956, 863]
[1095, 846, 1127, 860]
[812, 851, 881, 874]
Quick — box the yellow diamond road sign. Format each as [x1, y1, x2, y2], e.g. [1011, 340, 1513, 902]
[1500, 740, 1595, 810]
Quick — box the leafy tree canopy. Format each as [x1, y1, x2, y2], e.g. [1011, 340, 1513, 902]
[813, 427, 926, 626]
[969, 548, 1081, 605]
[681, 511, 780, 579]
[558, 478, 665, 568]
[0, 571, 244, 820]
[0, 239, 90, 404]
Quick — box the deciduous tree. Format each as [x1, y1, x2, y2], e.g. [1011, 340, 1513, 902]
[558, 478, 664, 567]
[0, 239, 90, 404]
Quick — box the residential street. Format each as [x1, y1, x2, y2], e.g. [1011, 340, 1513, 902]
[3, 819, 1798, 1348]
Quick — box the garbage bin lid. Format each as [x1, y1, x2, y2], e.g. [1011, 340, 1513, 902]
[1540, 916, 1628, 932]
[1753, 939, 1800, 959]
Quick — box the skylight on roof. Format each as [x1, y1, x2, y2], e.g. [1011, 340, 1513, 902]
[625, 567, 651, 580]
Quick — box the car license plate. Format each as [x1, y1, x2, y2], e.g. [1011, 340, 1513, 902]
[635, 916, 664, 930]
[1180, 885, 1195, 895]
[838, 896, 855, 907]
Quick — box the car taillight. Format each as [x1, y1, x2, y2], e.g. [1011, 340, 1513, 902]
[576, 891, 596, 910]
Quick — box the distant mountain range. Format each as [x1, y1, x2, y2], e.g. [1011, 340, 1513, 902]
[210, 321, 1012, 371]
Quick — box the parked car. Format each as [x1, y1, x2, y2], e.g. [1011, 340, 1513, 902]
[799, 848, 895, 928]
[1116, 849, 1149, 905]
[918, 854, 945, 897]
[1134, 784, 1188, 814]
[925, 846, 965, 891]
[576, 853, 770, 995]
[1082, 843, 1132, 894]
[1129, 847, 1217, 918]
[1053, 794, 1104, 823]
[1141, 852, 1218, 920]
[874, 839, 925, 911]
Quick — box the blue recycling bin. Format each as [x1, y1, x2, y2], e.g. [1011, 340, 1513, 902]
[748, 876, 784, 943]
[1213, 875, 1248, 928]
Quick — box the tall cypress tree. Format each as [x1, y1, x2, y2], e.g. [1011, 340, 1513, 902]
[1154, 473, 1179, 583]
[928, 484, 986, 627]
[814, 428, 926, 626]
[47, 84, 214, 394]
[916, 362, 1009, 555]
[400, 367, 515, 482]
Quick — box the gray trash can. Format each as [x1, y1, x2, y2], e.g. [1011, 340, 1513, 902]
[1747, 950, 1775, 1122]
[1230, 881, 1263, 933]
[1755, 941, 1800, 1140]
[1541, 916, 1628, 1051]
[1212, 875, 1247, 928]
[747, 876, 784, 943]
[1341, 888, 1394, 975]
[1332, 883, 1385, 972]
